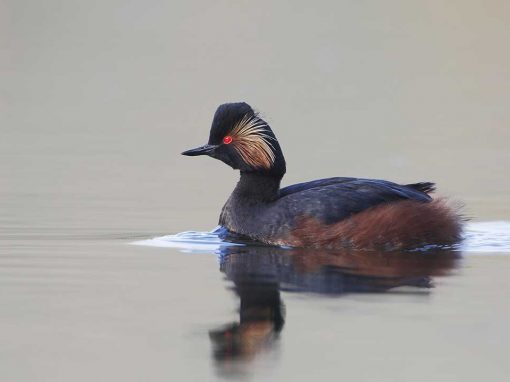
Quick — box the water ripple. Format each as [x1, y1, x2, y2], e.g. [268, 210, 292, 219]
[133, 221, 510, 254]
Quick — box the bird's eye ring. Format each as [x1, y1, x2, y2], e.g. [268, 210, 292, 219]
[223, 136, 233, 144]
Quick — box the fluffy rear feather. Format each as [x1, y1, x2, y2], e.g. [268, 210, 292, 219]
[286, 198, 463, 250]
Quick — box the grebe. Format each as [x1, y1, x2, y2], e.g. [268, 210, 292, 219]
[182, 102, 462, 250]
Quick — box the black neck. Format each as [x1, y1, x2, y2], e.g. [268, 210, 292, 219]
[233, 172, 282, 202]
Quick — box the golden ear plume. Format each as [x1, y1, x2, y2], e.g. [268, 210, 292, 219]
[230, 115, 276, 169]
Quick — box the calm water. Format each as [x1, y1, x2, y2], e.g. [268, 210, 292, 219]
[2, 1, 510, 381]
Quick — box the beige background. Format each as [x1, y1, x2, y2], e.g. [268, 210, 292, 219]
[1, 1, 510, 381]
[2, 0, 510, 236]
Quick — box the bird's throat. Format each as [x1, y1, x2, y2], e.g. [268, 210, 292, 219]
[233, 172, 282, 202]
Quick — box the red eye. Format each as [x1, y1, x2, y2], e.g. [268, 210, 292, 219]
[223, 136, 233, 144]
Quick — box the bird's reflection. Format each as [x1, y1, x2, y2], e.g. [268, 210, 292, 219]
[210, 244, 459, 365]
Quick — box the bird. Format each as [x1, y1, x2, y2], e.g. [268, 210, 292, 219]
[182, 102, 463, 250]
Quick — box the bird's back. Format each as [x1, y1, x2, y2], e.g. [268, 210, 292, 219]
[277, 177, 433, 224]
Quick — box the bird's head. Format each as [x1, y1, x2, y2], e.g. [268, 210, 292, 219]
[182, 102, 286, 177]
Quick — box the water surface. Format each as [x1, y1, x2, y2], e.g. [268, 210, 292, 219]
[2, 1, 510, 381]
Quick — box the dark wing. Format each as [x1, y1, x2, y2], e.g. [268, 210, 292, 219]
[280, 177, 435, 198]
[277, 178, 434, 225]
[279, 177, 357, 197]
[405, 181, 436, 194]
